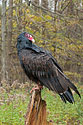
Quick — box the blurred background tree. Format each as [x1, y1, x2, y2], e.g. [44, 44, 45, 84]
[0, 0, 83, 85]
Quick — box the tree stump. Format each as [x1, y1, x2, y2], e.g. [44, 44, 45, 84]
[25, 90, 53, 125]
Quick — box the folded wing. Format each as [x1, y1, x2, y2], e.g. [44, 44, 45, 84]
[20, 49, 81, 103]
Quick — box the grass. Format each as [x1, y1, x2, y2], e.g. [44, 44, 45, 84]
[0, 89, 30, 125]
[0, 85, 83, 125]
[42, 87, 83, 125]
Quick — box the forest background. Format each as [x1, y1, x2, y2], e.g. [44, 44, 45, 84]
[0, 0, 83, 124]
[0, 0, 83, 84]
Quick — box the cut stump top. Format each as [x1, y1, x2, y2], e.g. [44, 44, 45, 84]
[25, 90, 53, 125]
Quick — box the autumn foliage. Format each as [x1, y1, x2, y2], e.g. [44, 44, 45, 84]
[0, 0, 82, 84]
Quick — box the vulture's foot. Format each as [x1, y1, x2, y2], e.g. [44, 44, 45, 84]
[30, 84, 43, 93]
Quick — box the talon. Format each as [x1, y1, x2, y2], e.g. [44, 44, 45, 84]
[30, 85, 43, 93]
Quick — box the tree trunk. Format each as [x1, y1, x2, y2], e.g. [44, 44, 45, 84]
[33, 0, 39, 11]
[25, 90, 53, 125]
[42, 0, 48, 9]
[18, 0, 22, 31]
[67, 0, 74, 15]
[7, 0, 13, 84]
[54, 0, 58, 12]
[1, 0, 7, 81]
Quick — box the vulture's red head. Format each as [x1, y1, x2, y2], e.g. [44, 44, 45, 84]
[25, 33, 35, 43]
[17, 32, 35, 51]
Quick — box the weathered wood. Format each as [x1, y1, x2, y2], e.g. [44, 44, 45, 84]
[25, 90, 53, 125]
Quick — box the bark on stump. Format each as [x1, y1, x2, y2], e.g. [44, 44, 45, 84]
[25, 90, 53, 125]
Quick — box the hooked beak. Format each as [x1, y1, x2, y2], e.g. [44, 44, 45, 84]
[28, 37, 35, 43]
[32, 38, 35, 43]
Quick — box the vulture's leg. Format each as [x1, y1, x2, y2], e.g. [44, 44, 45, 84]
[30, 82, 43, 93]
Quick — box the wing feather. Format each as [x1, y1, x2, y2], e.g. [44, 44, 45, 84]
[19, 49, 81, 103]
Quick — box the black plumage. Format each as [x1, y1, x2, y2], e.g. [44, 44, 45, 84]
[17, 32, 81, 103]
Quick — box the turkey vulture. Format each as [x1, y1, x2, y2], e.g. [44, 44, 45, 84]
[17, 32, 81, 103]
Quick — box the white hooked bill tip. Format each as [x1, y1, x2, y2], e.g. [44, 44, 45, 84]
[32, 38, 35, 43]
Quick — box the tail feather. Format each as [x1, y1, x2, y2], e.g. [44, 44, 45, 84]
[64, 90, 74, 103]
[39, 67, 81, 104]
[59, 94, 66, 103]
[68, 87, 73, 96]
[60, 88, 75, 103]
[57, 69, 81, 98]
[67, 79, 81, 98]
